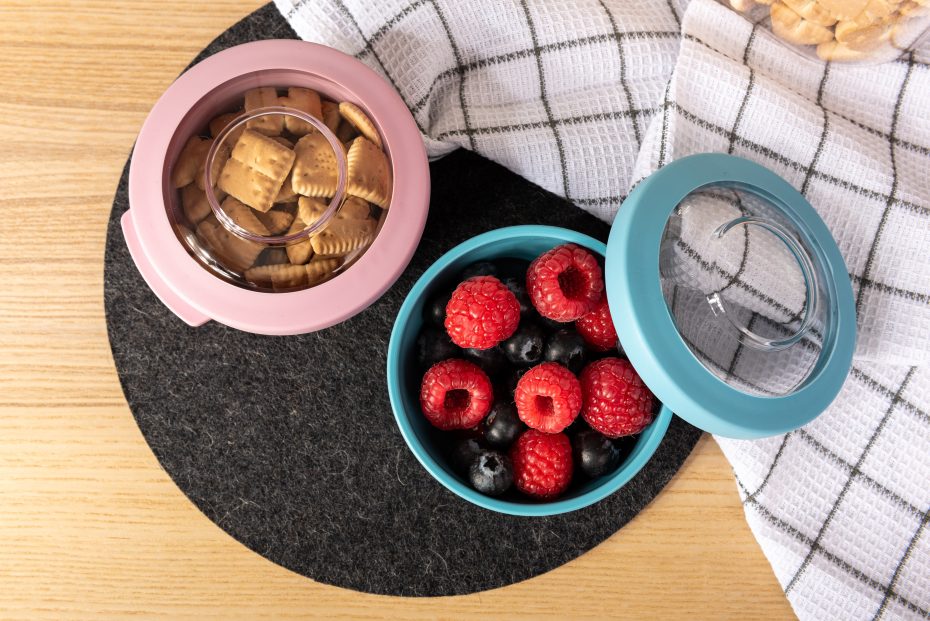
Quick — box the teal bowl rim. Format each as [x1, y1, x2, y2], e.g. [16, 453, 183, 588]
[386, 225, 673, 517]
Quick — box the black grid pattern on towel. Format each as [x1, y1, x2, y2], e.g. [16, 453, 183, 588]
[658, 25, 930, 618]
[661, 34, 929, 315]
[312, 0, 928, 311]
[725, 359, 930, 620]
[278, 1, 930, 610]
[735, 473, 930, 619]
[309, 0, 681, 208]
[518, 0, 571, 199]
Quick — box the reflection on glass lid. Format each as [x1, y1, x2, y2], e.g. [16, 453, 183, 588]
[659, 185, 830, 398]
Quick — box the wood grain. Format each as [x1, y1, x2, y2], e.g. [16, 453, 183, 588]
[0, 1, 794, 618]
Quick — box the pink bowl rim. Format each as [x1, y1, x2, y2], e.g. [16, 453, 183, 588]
[127, 40, 430, 335]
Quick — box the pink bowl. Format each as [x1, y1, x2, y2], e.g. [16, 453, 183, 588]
[123, 40, 430, 335]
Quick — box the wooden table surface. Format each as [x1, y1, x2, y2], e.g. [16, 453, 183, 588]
[0, 1, 794, 618]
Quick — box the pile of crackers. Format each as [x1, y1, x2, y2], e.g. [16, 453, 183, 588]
[170, 87, 391, 290]
[730, 0, 928, 60]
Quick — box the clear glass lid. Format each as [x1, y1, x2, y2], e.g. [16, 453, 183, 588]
[659, 184, 829, 398]
[204, 106, 347, 246]
[606, 154, 855, 438]
[166, 82, 393, 293]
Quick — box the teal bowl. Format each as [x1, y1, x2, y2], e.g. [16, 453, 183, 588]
[387, 225, 673, 516]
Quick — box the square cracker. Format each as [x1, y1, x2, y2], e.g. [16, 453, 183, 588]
[285, 216, 314, 265]
[338, 101, 382, 149]
[219, 130, 296, 213]
[180, 183, 216, 225]
[321, 101, 341, 133]
[244, 87, 283, 136]
[310, 217, 376, 257]
[196, 141, 230, 191]
[221, 196, 270, 236]
[195, 216, 263, 273]
[256, 204, 296, 235]
[292, 132, 343, 198]
[244, 263, 309, 290]
[230, 129, 295, 180]
[275, 172, 298, 203]
[297, 196, 329, 227]
[296, 195, 369, 231]
[280, 87, 322, 136]
[209, 112, 244, 144]
[337, 196, 372, 220]
[218, 159, 280, 213]
[171, 136, 212, 188]
[305, 257, 342, 284]
[346, 136, 391, 209]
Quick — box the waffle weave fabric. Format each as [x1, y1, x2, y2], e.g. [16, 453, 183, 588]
[276, 0, 930, 618]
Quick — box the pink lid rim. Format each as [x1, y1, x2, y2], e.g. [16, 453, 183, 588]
[127, 40, 429, 335]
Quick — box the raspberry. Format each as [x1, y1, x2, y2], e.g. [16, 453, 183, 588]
[580, 358, 655, 438]
[526, 243, 604, 322]
[510, 429, 573, 499]
[575, 293, 618, 352]
[445, 276, 521, 349]
[514, 362, 582, 433]
[420, 359, 494, 431]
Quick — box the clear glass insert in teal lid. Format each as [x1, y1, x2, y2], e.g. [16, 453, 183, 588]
[606, 154, 856, 439]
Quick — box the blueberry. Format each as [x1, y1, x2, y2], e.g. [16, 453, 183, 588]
[499, 275, 533, 317]
[463, 346, 508, 378]
[614, 434, 639, 458]
[537, 313, 566, 332]
[502, 322, 546, 367]
[494, 258, 531, 279]
[416, 326, 460, 369]
[468, 450, 514, 496]
[564, 414, 590, 437]
[544, 329, 589, 374]
[460, 261, 498, 280]
[572, 429, 622, 478]
[483, 401, 525, 448]
[503, 366, 529, 397]
[450, 437, 483, 476]
[424, 289, 452, 327]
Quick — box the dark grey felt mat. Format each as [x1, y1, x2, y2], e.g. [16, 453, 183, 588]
[103, 4, 702, 597]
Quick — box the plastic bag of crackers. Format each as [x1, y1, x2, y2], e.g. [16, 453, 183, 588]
[725, 0, 929, 62]
[170, 87, 391, 292]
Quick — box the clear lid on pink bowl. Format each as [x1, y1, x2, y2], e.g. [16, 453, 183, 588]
[125, 40, 429, 335]
[168, 91, 391, 293]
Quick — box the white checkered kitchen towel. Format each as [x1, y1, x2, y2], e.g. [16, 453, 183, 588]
[275, 0, 930, 618]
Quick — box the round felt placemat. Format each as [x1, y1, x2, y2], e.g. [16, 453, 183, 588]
[104, 4, 702, 597]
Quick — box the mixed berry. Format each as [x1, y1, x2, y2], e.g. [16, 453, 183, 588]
[415, 244, 657, 502]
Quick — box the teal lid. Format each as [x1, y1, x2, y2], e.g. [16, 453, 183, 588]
[606, 154, 855, 439]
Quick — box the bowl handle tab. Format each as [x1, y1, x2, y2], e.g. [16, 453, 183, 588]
[120, 211, 210, 328]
